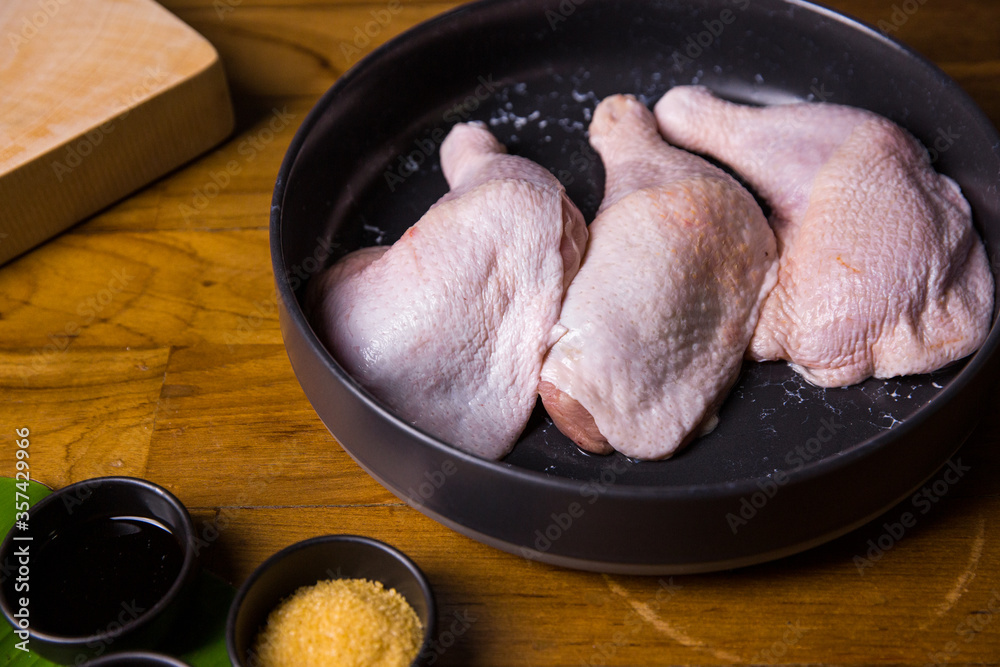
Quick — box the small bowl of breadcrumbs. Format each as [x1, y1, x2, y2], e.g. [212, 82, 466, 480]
[226, 534, 436, 667]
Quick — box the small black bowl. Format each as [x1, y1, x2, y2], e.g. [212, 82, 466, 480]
[0, 476, 199, 665]
[227, 534, 436, 666]
[87, 652, 191, 666]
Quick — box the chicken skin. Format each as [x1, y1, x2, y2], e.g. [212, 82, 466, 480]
[310, 122, 587, 459]
[539, 94, 777, 460]
[655, 86, 994, 387]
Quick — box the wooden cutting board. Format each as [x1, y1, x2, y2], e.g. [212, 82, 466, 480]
[0, 0, 234, 265]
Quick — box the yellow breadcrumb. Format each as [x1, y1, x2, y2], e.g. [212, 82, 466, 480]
[251, 578, 423, 667]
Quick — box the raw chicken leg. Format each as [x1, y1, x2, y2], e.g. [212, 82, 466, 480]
[309, 122, 587, 460]
[655, 86, 994, 387]
[539, 95, 777, 460]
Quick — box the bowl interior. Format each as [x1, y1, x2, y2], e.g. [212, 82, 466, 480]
[276, 0, 1000, 486]
[228, 535, 435, 666]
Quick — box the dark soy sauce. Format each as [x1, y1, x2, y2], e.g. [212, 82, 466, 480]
[32, 515, 184, 637]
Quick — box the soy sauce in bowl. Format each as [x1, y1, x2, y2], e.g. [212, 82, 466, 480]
[33, 514, 185, 637]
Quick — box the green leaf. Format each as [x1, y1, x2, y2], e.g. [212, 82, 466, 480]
[0, 476, 51, 539]
[175, 571, 235, 666]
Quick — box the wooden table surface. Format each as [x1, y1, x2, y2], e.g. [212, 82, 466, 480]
[3, 0, 1000, 664]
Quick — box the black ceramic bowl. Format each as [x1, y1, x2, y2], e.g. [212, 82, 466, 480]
[226, 534, 436, 666]
[0, 476, 199, 664]
[272, 0, 1000, 572]
[86, 652, 191, 666]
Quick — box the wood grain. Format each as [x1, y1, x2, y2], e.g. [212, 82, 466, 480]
[1, 1, 999, 665]
[144, 343, 397, 508]
[0, 347, 170, 487]
[0, 230, 277, 349]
